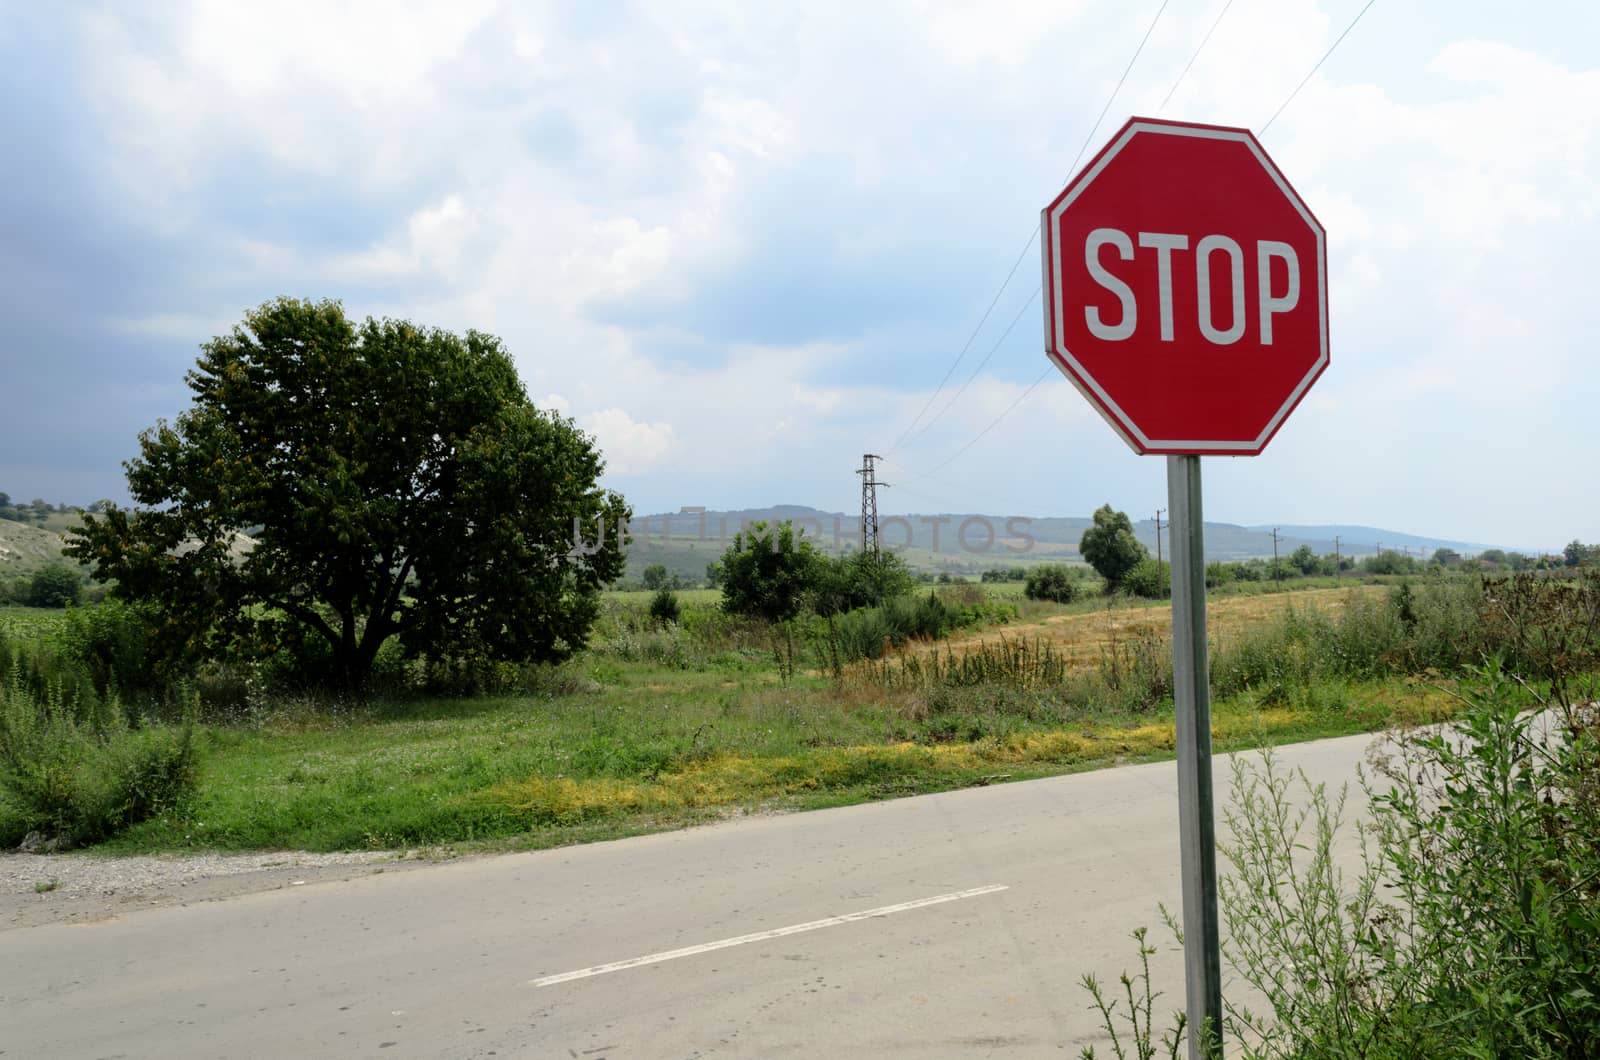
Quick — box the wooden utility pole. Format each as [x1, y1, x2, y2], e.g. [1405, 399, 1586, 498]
[1155, 508, 1166, 565]
[1271, 527, 1282, 582]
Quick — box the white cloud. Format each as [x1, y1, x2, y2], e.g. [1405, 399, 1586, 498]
[47, 1, 1600, 541]
[330, 195, 474, 280]
[581, 408, 676, 476]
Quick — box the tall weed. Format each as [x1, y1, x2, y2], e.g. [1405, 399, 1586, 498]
[1085, 659, 1600, 1058]
[0, 667, 199, 849]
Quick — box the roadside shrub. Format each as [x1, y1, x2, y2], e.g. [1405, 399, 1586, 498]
[0, 670, 198, 849]
[58, 598, 165, 701]
[649, 588, 682, 625]
[1122, 558, 1170, 599]
[1025, 564, 1079, 603]
[1084, 661, 1600, 1058]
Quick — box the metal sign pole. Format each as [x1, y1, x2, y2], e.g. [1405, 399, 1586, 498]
[1167, 454, 1224, 1058]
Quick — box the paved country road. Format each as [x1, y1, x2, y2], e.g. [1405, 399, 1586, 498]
[1, 731, 1381, 1059]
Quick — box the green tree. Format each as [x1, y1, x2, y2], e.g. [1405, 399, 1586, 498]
[1564, 540, 1594, 568]
[26, 564, 82, 608]
[718, 520, 819, 622]
[67, 298, 628, 689]
[1288, 543, 1318, 576]
[641, 563, 672, 591]
[1079, 504, 1147, 593]
[1024, 563, 1079, 603]
[1362, 551, 1418, 576]
[704, 560, 724, 589]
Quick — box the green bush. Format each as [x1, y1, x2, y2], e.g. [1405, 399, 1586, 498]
[0, 671, 198, 849]
[1086, 661, 1600, 1058]
[1121, 558, 1170, 599]
[817, 590, 1013, 665]
[812, 551, 918, 614]
[26, 565, 81, 608]
[58, 598, 166, 700]
[1024, 564, 1079, 603]
[649, 588, 682, 625]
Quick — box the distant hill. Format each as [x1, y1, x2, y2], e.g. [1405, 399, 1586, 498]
[619, 505, 1536, 580]
[0, 519, 78, 577]
[0, 517, 255, 582]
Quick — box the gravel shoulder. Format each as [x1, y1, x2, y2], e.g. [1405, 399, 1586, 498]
[0, 849, 456, 930]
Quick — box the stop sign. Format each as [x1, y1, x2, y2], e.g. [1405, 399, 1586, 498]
[1041, 117, 1327, 455]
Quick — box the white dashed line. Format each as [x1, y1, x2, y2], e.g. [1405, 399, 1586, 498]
[529, 883, 1010, 987]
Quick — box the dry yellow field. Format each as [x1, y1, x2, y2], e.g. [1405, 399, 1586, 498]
[896, 584, 1386, 669]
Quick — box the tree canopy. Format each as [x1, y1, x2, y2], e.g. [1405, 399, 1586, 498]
[1079, 504, 1147, 592]
[68, 298, 628, 688]
[26, 565, 82, 608]
[717, 520, 819, 623]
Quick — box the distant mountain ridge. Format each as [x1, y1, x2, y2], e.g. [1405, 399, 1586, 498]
[623, 505, 1533, 575]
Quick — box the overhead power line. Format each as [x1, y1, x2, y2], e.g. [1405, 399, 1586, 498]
[885, 237, 1036, 454]
[1261, 0, 1378, 134]
[1159, 0, 1237, 112]
[906, 366, 1053, 481]
[901, 0, 1380, 481]
[884, 0, 1172, 457]
[904, 288, 1041, 448]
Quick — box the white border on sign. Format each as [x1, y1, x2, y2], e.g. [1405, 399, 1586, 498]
[1042, 120, 1329, 455]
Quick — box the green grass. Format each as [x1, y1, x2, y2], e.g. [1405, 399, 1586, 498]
[604, 587, 723, 607]
[5, 570, 1513, 856]
[90, 658, 1457, 856]
[0, 607, 72, 645]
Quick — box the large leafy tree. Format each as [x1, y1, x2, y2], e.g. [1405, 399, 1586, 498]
[1078, 503, 1147, 593]
[68, 298, 629, 688]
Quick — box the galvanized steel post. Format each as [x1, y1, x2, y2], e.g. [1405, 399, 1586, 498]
[1168, 454, 1223, 1058]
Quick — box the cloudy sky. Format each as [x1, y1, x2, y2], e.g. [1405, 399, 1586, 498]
[3, 1, 1596, 549]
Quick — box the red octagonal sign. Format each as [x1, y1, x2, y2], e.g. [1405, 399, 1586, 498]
[1041, 117, 1328, 455]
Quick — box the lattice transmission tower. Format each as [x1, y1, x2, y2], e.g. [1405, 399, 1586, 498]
[857, 454, 889, 559]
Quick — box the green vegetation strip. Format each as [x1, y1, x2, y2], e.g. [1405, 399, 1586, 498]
[98, 676, 1453, 855]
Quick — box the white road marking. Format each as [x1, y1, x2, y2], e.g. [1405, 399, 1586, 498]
[529, 883, 1010, 987]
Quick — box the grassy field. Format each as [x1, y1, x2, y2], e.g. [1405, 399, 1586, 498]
[2, 574, 1474, 855]
[96, 668, 1452, 855]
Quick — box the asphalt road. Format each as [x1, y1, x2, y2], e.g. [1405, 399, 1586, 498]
[2, 731, 1382, 1058]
